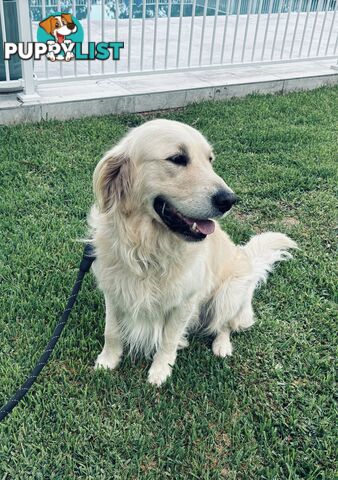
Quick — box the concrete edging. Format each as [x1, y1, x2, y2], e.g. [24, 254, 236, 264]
[0, 67, 337, 124]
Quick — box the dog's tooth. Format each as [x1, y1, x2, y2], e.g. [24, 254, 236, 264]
[162, 203, 166, 216]
[192, 222, 198, 232]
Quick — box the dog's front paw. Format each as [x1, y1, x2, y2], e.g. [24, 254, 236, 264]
[212, 336, 233, 358]
[148, 362, 172, 386]
[95, 351, 121, 370]
[64, 51, 74, 62]
[46, 52, 56, 62]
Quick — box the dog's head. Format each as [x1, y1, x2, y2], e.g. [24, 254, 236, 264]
[39, 14, 77, 43]
[93, 119, 237, 242]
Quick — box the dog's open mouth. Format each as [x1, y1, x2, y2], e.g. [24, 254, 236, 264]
[56, 33, 65, 43]
[154, 196, 215, 241]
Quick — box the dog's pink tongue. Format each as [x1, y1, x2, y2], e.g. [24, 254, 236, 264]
[195, 220, 215, 235]
[57, 33, 64, 43]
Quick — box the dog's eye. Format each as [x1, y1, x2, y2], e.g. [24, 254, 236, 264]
[166, 154, 188, 166]
[209, 156, 214, 163]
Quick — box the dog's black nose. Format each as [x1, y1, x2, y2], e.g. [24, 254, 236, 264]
[212, 190, 238, 214]
[67, 22, 76, 29]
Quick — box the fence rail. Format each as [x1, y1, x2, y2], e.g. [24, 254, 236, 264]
[0, 0, 337, 94]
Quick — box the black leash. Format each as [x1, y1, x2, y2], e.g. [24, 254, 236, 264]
[0, 244, 95, 423]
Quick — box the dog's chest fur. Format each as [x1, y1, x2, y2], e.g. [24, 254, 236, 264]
[90, 211, 209, 354]
[94, 244, 205, 315]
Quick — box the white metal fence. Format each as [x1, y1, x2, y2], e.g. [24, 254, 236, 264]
[0, 0, 337, 94]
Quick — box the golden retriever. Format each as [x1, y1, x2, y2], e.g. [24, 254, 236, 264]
[88, 119, 297, 386]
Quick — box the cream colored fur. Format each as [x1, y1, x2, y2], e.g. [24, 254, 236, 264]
[88, 119, 297, 386]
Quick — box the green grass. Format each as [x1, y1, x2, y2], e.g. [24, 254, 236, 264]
[0, 87, 337, 479]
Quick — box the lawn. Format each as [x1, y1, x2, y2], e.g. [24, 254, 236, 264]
[0, 86, 337, 479]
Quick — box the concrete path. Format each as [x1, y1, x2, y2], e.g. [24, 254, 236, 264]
[1, 58, 337, 124]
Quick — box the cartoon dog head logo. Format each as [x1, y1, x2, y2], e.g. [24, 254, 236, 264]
[37, 13, 83, 62]
[39, 14, 77, 44]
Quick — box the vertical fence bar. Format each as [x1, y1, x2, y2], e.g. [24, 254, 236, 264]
[231, 0, 241, 63]
[16, 0, 37, 98]
[221, 0, 232, 63]
[140, 0, 146, 70]
[316, 0, 330, 56]
[307, 0, 322, 57]
[101, 0, 105, 73]
[210, 0, 220, 64]
[73, 0, 77, 76]
[87, 0, 91, 75]
[290, 0, 301, 58]
[298, 0, 311, 57]
[115, 0, 119, 72]
[280, 0, 291, 59]
[241, 0, 252, 62]
[251, 0, 262, 61]
[199, 0, 209, 65]
[164, 0, 172, 69]
[324, 1, 337, 55]
[0, 0, 10, 82]
[270, 0, 282, 60]
[188, 0, 196, 66]
[261, 0, 273, 61]
[152, 0, 159, 69]
[41, 0, 49, 78]
[128, 0, 132, 71]
[176, 0, 184, 67]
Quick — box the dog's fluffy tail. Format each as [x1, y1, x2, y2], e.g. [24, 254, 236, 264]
[244, 232, 298, 286]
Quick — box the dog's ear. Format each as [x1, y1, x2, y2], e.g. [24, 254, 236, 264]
[39, 16, 57, 35]
[93, 147, 133, 212]
[61, 13, 73, 24]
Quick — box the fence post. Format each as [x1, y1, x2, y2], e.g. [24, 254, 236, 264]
[16, 0, 39, 102]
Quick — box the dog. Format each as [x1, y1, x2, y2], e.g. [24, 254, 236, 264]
[88, 119, 297, 386]
[39, 13, 77, 62]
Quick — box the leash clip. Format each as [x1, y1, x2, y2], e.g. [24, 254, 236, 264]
[80, 243, 96, 273]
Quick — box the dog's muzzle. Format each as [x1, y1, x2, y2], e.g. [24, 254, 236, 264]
[154, 196, 216, 242]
